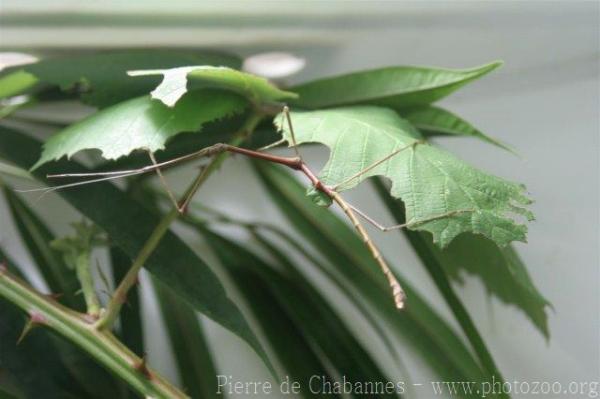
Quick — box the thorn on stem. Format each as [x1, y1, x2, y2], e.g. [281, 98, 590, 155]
[133, 354, 152, 379]
[82, 313, 100, 323]
[17, 312, 47, 345]
[44, 292, 63, 301]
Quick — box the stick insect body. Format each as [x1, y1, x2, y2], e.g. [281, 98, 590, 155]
[20, 106, 470, 309]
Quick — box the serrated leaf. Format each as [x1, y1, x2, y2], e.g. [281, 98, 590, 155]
[373, 177, 550, 338]
[0, 124, 273, 377]
[253, 163, 489, 393]
[291, 61, 501, 109]
[128, 66, 298, 107]
[277, 106, 533, 248]
[8, 50, 241, 107]
[32, 90, 247, 170]
[401, 106, 514, 152]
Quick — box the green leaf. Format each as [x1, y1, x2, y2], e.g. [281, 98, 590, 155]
[433, 235, 550, 338]
[50, 220, 106, 270]
[200, 227, 398, 398]
[372, 178, 508, 388]
[277, 106, 533, 248]
[0, 124, 272, 375]
[0, 185, 83, 309]
[253, 163, 489, 391]
[153, 277, 223, 398]
[129, 66, 298, 107]
[0, 386, 20, 399]
[291, 61, 501, 109]
[0, 70, 38, 100]
[0, 161, 33, 181]
[110, 248, 144, 358]
[0, 192, 126, 398]
[219, 265, 337, 398]
[32, 90, 247, 169]
[400, 106, 514, 152]
[376, 177, 549, 337]
[10, 50, 241, 107]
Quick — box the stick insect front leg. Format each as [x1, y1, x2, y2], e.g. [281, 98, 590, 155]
[31, 106, 435, 309]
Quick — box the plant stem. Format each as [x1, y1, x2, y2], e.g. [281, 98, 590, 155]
[97, 112, 264, 331]
[0, 265, 187, 399]
[76, 251, 101, 317]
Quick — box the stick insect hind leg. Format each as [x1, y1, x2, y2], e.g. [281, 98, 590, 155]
[280, 106, 412, 309]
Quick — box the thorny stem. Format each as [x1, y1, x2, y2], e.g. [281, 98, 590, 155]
[0, 263, 188, 399]
[96, 112, 264, 331]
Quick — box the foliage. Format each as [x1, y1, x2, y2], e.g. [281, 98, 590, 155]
[0, 50, 549, 399]
[276, 106, 533, 247]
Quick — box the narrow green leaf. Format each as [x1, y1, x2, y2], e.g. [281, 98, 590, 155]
[0, 185, 83, 309]
[400, 106, 514, 152]
[129, 66, 298, 107]
[0, 386, 20, 399]
[224, 269, 337, 398]
[32, 90, 247, 169]
[153, 277, 223, 398]
[372, 178, 507, 392]
[253, 163, 488, 392]
[0, 193, 125, 398]
[252, 224, 401, 364]
[200, 227, 398, 398]
[0, 70, 38, 100]
[0, 124, 272, 374]
[291, 61, 501, 109]
[110, 248, 144, 357]
[277, 106, 533, 248]
[11, 50, 242, 107]
[0, 161, 33, 181]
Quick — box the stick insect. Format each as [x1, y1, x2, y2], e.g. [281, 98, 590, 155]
[20, 105, 469, 309]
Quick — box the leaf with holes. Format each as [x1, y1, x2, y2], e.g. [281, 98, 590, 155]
[277, 106, 533, 248]
[3, 50, 241, 107]
[32, 90, 246, 169]
[128, 66, 298, 107]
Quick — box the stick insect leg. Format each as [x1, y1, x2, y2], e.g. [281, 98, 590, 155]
[348, 203, 476, 232]
[282, 105, 303, 161]
[147, 151, 182, 213]
[332, 140, 423, 192]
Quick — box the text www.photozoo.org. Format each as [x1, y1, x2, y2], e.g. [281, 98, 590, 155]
[216, 375, 600, 397]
